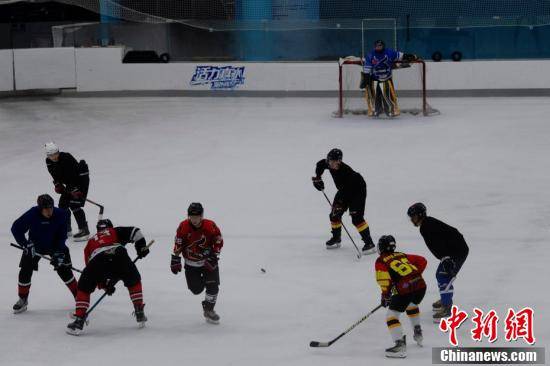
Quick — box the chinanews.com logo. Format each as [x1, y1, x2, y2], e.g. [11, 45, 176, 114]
[190, 66, 246, 90]
[433, 306, 545, 364]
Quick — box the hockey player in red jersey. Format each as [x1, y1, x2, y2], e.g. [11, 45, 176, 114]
[375, 235, 427, 358]
[171, 202, 223, 324]
[66, 219, 150, 335]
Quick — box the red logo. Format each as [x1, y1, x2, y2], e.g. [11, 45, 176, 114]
[438, 306, 536, 346]
[504, 307, 536, 344]
[439, 305, 469, 346]
[471, 308, 499, 343]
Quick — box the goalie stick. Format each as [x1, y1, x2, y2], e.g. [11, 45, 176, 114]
[309, 304, 382, 348]
[321, 191, 362, 259]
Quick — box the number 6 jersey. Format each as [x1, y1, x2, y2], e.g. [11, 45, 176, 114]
[375, 251, 427, 296]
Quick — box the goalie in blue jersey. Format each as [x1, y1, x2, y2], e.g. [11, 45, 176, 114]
[360, 40, 418, 117]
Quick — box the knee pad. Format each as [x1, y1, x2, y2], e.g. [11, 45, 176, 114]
[189, 285, 205, 295]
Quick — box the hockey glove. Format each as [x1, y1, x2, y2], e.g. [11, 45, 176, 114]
[204, 255, 219, 272]
[359, 72, 371, 89]
[54, 183, 65, 194]
[171, 254, 182, 274]
[381, 293, 391, 308]
[50, 251, 66, 271]
[71, 189, 84, 199]
[136, 242, 150, 259]
[441, 257, 457, 277]
[23, 241, 36, 258]
[101, 280, 116, 296]
[312, 177, 324, 191]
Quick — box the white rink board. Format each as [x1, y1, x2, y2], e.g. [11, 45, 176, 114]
[1, 46, 550, 92]
[13, 48, 76, 90]
[0, 49, 14, 92]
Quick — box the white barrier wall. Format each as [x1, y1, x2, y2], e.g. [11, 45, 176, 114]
[2, 46, 550, 93]
[74, 47, 337, 92]
[0, 50, 14, 92]
[75, 47, 550, 92]
[13, 48, 76, 90]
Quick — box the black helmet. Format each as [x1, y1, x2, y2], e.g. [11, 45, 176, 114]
[96, 219, 113, 231]
[378, 235, 396, 253]
[188, 202, 204, 216]
[37, 194, 54, 209]
[327, 148, 343, 161]
[407, 202, 427, 218]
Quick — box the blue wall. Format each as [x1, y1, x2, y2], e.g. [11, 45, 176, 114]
[232, 25, 550, 61]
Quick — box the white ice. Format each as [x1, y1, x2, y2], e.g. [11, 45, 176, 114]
[0, 96, 549, 366]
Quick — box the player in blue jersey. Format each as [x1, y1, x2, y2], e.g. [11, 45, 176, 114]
[10, 194, 78, 313]
[360, 40, 418, 117]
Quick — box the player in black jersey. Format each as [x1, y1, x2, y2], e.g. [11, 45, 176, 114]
[312, 148, 375, 254]
[45, 142, 90, 241]
[407, 202, 469, 321]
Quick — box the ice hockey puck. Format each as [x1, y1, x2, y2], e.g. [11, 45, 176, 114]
[260, 268, 266, 273]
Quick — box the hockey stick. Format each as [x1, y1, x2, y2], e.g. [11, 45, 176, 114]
[440, 276, 456, 295]
[10, 243, 83, 273]
[84, 240, 155, 319]
[309, 304, 383, 348]
[321, 191, 362, 259]
[85, 198, 104, 221]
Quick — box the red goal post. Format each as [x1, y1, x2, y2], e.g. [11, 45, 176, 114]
[335, 56, 439, 118]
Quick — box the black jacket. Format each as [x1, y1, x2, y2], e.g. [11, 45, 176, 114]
[419, 216, 469, 261]
[46, 152, 89, 190]
[315, 159, 365, 192]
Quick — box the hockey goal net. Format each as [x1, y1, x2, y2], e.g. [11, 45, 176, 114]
[335, 56, 439, 117]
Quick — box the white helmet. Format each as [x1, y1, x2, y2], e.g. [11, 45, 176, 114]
[44, 142, 59, 156]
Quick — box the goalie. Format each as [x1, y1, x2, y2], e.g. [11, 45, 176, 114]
[360, 40, 418, 117]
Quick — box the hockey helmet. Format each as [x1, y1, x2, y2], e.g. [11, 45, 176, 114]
[44, 142, 59, 156]
[327, 148, 343, 162]
[188, 202, 204, 216]
[377, 235, 396, 254]
[96, 219, 113, 231]
[407, 202, 427, 218]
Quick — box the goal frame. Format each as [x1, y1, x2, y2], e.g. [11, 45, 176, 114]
[336, 57, 431, 118]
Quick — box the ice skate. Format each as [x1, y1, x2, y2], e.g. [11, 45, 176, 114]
[385, 335, 406, 358]
[133, 304, 147, 328]
[73, 226, 89, 242]
[413, 325, 423, 346]
[433, 304, 452, 323]
[66, 316, 86, 336]
[13, 297, 28, 314]
[202, 301, 220, 324]
[325, 231, 342, 249]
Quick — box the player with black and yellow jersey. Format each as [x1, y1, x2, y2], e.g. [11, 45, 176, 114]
[375, 235, 427, 358]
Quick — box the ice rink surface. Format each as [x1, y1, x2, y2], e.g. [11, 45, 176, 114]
[0, 96, 549, 365]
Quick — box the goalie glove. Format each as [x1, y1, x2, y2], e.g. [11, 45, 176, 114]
[402, 53, 418, 63]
